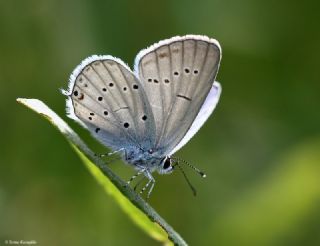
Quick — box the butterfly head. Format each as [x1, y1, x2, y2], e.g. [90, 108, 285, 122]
[158, 156, 174, 175]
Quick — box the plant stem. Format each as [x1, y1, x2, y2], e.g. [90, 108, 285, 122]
[17, 98, 187, 246]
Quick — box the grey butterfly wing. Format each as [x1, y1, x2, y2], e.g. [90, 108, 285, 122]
[65, 55, 156, 151]
[134, 35, 221, 155]
[169, 81, 221, 155]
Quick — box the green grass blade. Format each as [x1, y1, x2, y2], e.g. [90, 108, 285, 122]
[17, 98, 187, 246]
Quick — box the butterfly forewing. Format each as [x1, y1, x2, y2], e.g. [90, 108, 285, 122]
[135, 35, 221, 154]
[67, 56, 156, 150]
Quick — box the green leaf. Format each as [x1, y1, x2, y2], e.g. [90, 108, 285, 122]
[17, 98, 187, 246]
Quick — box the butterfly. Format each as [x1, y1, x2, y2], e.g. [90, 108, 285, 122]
[63, 35, 221, 198]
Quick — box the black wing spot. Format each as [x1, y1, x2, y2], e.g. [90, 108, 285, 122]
[109, 83, 114, 87]
[124, 122, 129, 128]
[153, 79, 159, 83]
[177, 94, 192, 101]
[164, 79, 170, 83]
[88, 117, 92, 120]
[73, 90, 78, 96]
[90, 112, 94, 116]
[123, 87, 127, 91]
[103, 110, 108, 116]
[142, 115, 147, 121]
[84, 83, 88, 87]
[148, 78, 152, 82]
[184, 68, 190, 73]
[174, 71, 179, 76]
[95, 128, 100, 133]
[98, 96, 103, 101]
[78, 77, 83, 82]
[102, 88, 107, 92]
[193, 70, 199, 74]
[133, 84, 139, 89]
[79, 93, 84, 100]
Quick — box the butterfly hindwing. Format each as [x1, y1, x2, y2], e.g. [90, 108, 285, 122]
[66, 56, 156, 150]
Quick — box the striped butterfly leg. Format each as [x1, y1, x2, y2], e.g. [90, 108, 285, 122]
[133, 175, 146, 191]
[139, 171, 155, 200]
[98, 148, 127, 159]
[99, 147, 126, 157]
[127, 169, 145, 185]
[127, 169, 155, 199]
[96, 148, 127, 165]
[127, 170, 145, 193]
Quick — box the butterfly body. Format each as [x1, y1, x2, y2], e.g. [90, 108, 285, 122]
[125, 147, 159, 168]
[63, 35, 222, 196]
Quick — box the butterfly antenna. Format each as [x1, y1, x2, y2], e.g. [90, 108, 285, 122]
[174, 162, 197, 196]
[171, 157, 206, 178]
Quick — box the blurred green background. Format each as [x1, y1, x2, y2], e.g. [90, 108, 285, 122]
[1, 0, 319, 245]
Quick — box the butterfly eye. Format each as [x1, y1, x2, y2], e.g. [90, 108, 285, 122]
[163, 158, 171, 169]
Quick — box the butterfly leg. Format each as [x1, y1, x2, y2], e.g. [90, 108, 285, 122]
[99, 148, 126, 158]
[147, 180, 155, 199]
[127, 169, 144, 185]
[98, 148, 127, 165]
[133, 175, 146, 191]
[140, 171, 155, 199]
